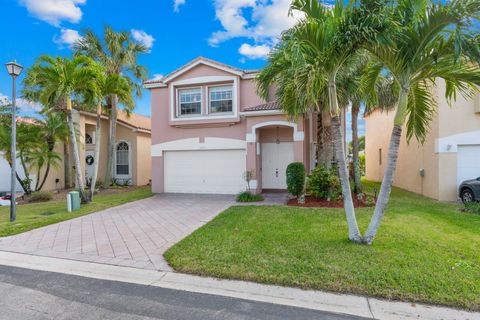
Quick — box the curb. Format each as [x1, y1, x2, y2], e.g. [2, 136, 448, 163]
[0, 251, 477, 320]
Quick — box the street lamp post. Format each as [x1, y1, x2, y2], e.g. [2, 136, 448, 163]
[5, 61, 23, 222]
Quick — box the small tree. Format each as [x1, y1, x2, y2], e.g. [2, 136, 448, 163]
[286, 162, 305, 202]
[243, 170, 255, 191]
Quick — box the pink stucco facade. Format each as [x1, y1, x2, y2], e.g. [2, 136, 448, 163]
[146, 57, 315, 194]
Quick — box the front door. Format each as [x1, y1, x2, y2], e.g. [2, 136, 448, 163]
[262, 142, 294, 189]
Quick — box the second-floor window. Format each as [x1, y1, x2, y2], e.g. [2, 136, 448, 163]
[209, 86, 233, 113]
[179, 88, 202, 116]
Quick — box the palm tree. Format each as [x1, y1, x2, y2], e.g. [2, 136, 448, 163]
[338, 53, 397, 194]
[35, 113, 69, 191]
[74, 26, 147, 187]
[23, 55, 99, 203]
[258, 0, 388, 242]
[362, 0, 480, 244]
[85, 70, 134, 200]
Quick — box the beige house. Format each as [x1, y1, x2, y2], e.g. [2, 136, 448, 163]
[35, 109, 152, 192]
[365, 80, 480, 201]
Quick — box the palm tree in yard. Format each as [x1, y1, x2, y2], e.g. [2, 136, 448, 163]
[362, 0, 480, 244]
[23, 55, 99, 203]
[258, 0, 389, 242]
[34, 113, 69, 191]
[340, 53, 398, 194]
[74, 26, 147, 187]
[85, 70, 134, 200]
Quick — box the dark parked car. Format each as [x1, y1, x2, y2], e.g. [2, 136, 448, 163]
[459, 177, 480, 203]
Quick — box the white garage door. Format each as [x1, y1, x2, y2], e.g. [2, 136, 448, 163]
[457, 145, 480, 187]
[164, 149, 246, 194]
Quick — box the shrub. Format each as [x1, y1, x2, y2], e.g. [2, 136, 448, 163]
[307, 166, 341, 200]
[28, 191, 53, 203]
[236, 191, 264, 203]
[464, 202, 480, 215]
[243, 170, 255, 191]
[286, 162, 305, 198]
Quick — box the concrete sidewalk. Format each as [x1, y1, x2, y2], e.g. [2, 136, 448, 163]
[0, 251, 477, 320]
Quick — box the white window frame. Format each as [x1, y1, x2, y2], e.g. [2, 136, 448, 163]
[176, 87, 203, 117]
[85, 133, 93, 145]
[113, 140, 132, 180]
[208, 85, 234, 115]
[169, 76, 238, 121]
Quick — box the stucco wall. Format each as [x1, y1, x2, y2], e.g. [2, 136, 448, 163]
[365, 109, 439, 200]
[365, 79, 480, 201]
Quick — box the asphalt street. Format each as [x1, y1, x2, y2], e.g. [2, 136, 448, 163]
[0, 265, 369, 320]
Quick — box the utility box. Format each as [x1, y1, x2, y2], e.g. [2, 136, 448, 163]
[67, 191, 81, 212]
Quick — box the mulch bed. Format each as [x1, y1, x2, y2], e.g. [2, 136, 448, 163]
[288, 195, 374, 208]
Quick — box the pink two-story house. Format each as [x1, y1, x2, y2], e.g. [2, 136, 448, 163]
[145, 57, 319, 194]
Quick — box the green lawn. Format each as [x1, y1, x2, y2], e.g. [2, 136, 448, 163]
[165, 181, 480, 311]
[0, 187, 153, 237]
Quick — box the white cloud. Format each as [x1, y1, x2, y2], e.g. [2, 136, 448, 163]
[131, 29, 155, 51]
[53, 28, 82, 49]
[152, 74, 164, 81]
[209, 0, 303, 47]
[238, 43, 270, 59]
[19, 0, 86, 26]
[17, 98, 43, 113]
[174, 0, 185, 12]
[0, 94, 9, 106]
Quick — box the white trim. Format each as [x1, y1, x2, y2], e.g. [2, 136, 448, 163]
[113, 140, 132, 180]
[246, 120, 304, 143]
[435, 130, 480, 153]
[207, 84, 234, 115]
[144, 82, 167, 89]
[163, 59, 244, 83]
[256, 142, 261, 155]
[177, 86, 203, 117]
[169, 76, 239, 122]
[239, 110, 284, 117]
[242, 73, 257, 79]
[151, 137, 247, 157]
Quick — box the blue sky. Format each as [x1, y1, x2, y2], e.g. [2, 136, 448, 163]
[0, 0, 363, 138]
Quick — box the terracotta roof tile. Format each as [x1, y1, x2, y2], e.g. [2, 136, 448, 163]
[243, 101, 281, 112]
[116, 109, 151, 131]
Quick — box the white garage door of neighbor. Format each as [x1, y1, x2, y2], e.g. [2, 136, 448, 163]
[457, 145, 480, 187]
[164, 149, 246, 194]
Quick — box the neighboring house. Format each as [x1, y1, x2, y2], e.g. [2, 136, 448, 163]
[365, 79, 480, 201]
[76, 110, 152, 188]
[145, 56, 346, 195]
[0, 111, 152, 193]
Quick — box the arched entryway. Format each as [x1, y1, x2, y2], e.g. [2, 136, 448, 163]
[246, 120, 305, 191]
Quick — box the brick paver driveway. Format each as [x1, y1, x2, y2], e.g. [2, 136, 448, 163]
[0, 194, 234, 271]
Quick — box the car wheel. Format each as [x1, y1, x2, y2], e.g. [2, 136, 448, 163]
[461, 189, 475, 204]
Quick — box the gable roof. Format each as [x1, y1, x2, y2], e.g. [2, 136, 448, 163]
[144, 56, 258, 89]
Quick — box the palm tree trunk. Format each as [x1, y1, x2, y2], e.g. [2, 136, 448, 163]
[19, 152, 32, 194]
[66, 98, 88, 203]
[104, 95, 118, 187]
[37, 163, 51, 191]
[89, 102, 102, 200]
[64, 141, 71, 188]
[351, 101, 362, 194]
[364, 89, 409, 244]
[328, 80, 362, 242]
[317, 110, 334, 169]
